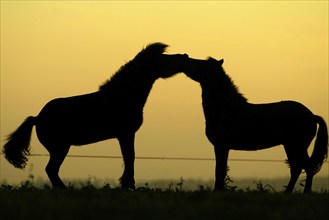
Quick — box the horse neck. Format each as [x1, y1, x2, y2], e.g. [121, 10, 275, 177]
[201, 77, 248, 117]
[134, 78, 156, 108]
[101, 73, 156, 110]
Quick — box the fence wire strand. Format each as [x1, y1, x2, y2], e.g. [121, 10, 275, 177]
[3, 152, 327, 163]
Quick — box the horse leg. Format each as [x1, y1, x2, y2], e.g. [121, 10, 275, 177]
[304, 171, 313, 193]
[213, 145, 229, 191]
[45, 144, 70, 189]
[118, 133, 136, 189]
[288, 151, 313, 193]
[284, 144, 303, 193]
[303, 153, 313, 193]
[285, 162, 302, 193]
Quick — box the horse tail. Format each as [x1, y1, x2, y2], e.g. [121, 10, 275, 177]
[310, 115, 328, 175]
[2, 116, 36, 169]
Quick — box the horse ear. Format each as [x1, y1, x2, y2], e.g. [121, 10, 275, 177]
[218, 59, 224, 65]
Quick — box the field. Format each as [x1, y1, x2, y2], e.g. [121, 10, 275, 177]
[1, 181, 329, 220]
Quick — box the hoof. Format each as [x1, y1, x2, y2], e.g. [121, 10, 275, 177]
[213, 187, 226, 192]
[119, 177, 135, 190]
[53, 184, 67, 190]
[120, 183, 136, 190]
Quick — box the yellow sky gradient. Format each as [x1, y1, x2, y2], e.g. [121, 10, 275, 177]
[1, 1, 328, 185]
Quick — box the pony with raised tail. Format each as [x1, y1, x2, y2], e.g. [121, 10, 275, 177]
[183, 57, 328, 193]
[3, 43, 189, 189]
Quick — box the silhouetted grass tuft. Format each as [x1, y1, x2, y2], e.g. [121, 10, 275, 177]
[1, 181, 328, 220]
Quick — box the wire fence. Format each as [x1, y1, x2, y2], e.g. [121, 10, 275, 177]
[1, 152, 329, 163]
[23, 153, 289, 163]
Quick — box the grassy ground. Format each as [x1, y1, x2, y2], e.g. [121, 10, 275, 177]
[1, 182, 328, 220]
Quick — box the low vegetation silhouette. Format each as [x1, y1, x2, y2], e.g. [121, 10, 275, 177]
[183, 57, 328, 193]
[1, 180, 328, 220]
[3, 43, 189, 189]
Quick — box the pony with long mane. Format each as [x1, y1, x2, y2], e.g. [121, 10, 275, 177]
[183, 57, 328, 193]
[3, 43, 189, 189]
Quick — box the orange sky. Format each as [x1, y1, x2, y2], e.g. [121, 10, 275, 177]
[1, 1, 328, 185]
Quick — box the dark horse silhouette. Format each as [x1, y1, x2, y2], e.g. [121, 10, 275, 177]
[182, 57, 328, 193]
[3, 43, 189, 189]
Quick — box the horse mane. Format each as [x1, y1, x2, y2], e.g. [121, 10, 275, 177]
[207, 57, 248, 103]
[99, 43, 168, 91]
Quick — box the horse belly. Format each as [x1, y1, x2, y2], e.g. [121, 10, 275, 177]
[225, 131, 283, 151]
[206, 120, 284, 151]
[35, 97, 138, 146]
[229, 141, 281, 151]
[37, 115, 143, 147]
[36, 112, 137, 146]
[35, 117, 113, 146]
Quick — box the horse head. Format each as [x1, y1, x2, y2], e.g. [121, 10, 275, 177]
[157, 53, 189, 78]
[183, 56, 224, 83]
[135, 42, 189, 79]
